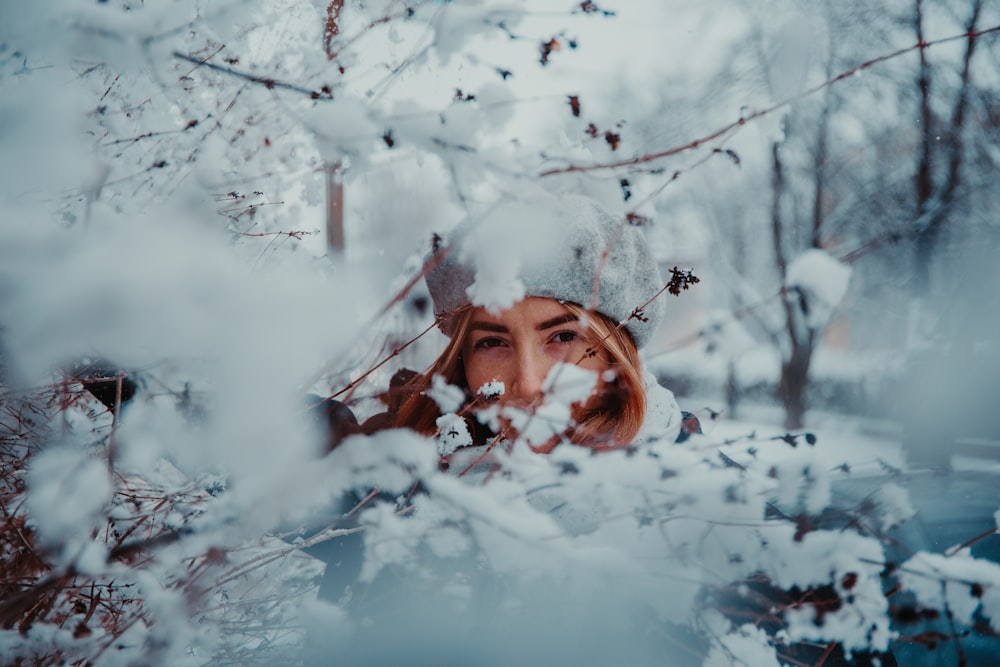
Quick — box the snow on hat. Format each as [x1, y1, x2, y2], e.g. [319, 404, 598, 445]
[424, 193, 665, 348]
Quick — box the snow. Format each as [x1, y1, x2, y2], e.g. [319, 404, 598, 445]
[541, 362, 599, 407]
[26, 445, 112, 558]
[634, 371, 682, 443]
[436, 412, 472, 456]
[459, 196, 568, 313]
[900, 551, 1000, 633]
[765, 530, 892, 652]
[466, 363, 600, 450]
[766, 15, 827, 103]
[428, 374, 466, 413]
[784, 248, 853, 330]
[877, 482, 916, 531]
[302, 96, 382, 158]
[476, 379, 506, 399]
[703, 623, 782, 667]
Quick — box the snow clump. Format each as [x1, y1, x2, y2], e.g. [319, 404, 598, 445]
[436, 413, 473, 456]
[704, 623, 783, 667]
[428, 374, 466, 413]
[899, 551, 1000, 633]
[784, 248, 852, 330]
[476, 379, 505, 399]
[877, 482, 916, 531]
[26, 445, 112, 561]
[461, 197, 567, 313]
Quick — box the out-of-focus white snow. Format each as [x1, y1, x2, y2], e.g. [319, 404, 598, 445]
[634, 371, 682, 443]
[766, 15, 827, 103]
[767, 529, 892, 653]
[461, 196, 567, 313]
[900, 551, 1000, 633]
[703, 624, 782, 667]
[701, 309, 759, 358]
[784, 248, 852, 330]
[472, 363, 599, 450]
[26, 446, 112, 562]
[878, 482, 916, 531]
[428, 375, 466, 414]
[713, 417, 906, 477]
[541, 363, 600, 408]
[784, 250, 852, 328]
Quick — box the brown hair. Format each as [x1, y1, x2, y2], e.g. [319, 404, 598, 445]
[391, 301, 646, 450]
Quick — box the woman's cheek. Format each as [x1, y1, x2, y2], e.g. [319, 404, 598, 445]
[547, 341, 584, 363]
[465, 351, 506, 392]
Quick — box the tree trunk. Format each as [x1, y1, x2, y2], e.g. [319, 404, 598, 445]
[909, 0, 980, 345]
[778, 327, 815, 430]
[911, 0, 935, 295]
[325, 160, 345, 254]
[725, 359, 738, 420]
[772, 138, 815, 430]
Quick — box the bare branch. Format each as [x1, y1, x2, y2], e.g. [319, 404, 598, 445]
[171, 51, 332, 99]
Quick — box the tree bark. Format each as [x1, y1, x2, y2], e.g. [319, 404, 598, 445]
[326, 161, 345, 254]
[912, 0, 980, 287]
[771, 141, 787, 277]
[910, 0, 981, 342]
[772, 139, 814, 429]
[778, 316, 815, 430]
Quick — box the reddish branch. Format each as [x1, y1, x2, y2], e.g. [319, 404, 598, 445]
[325, 318, 442, 402]
[540, 23, 1000, 177]
[324, 0, 344, 60]
[179, 44, 226, 79]
[98, 74, 120, 103]
[380, 246, 449, 318]
[946, 525, 999, 556]
[306, 242, 454, 398]
[324, 12, 404, 63]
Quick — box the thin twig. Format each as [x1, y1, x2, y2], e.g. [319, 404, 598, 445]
[172, 52, 330, 98]
[325, 318, 441, 402]
[180, 44, 226, 79]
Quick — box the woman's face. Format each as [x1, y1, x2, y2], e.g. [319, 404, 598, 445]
[460, 297, 610, 408]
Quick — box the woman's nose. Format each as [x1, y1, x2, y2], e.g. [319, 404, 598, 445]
[509, 347, 550, 405]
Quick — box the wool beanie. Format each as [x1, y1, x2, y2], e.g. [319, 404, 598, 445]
[424, 193, 665, 348]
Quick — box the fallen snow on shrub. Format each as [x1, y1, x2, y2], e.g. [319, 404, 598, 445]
[784, 248, 852, 330]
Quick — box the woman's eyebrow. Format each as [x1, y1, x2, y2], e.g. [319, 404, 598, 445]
[536, 314, 578, 331]
[469, 321, 509, 333]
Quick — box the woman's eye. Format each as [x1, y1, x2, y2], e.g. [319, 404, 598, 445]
[473, 337, 506, 350]
[551, 331, 579, 344]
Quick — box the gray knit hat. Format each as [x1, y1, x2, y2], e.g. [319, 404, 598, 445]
[424, 193, 665, 348]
